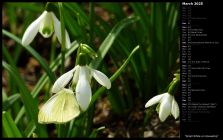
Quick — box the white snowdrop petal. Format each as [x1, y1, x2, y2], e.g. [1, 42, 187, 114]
[159, 93, 172, 122]
[65, 29, 71, 49]
[51, 12, 71, 48]
[145, 93, 166, 108]
[22, 11, 47, 46]
[171, 97, 180, 119]
[51, 67, 76, 93]
[72, 65, 80, 85]
[38, 12, 54, 38]
[51, 12, 61, 43]
[92, 69, 111, 89]
[76, 66, 92, 111]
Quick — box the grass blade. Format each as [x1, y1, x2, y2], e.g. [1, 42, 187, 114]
[89, 126, 105, 138]
[90, 45, 140, 106]
[3, 94, 21, 111]
[5, 2, 44, 12]
[3, 61, 38, 121]
[2, 29, 56, 83]
[24, 121, 36, 138]
[3, 111, 23, 137]
[90, 15, 139, 69]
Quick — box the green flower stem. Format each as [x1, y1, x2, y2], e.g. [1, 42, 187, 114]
[58, 2, 66, 74]
[56, 124, 61, 138]
[89, 2, 94, 46]
[168, 76, 180, 96]
[45, 2, 50, 11]
[86, 104, 95, 136]
[75, 45, 81, 65]
[89, 45, 140, 107]
[58, 2, 66, 137]
[50, 35, 57, 63]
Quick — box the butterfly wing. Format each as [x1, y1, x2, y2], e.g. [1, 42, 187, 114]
[38, 92, 60, 124]
[38, 89, 80, 124]
[59, 90, 80, 123]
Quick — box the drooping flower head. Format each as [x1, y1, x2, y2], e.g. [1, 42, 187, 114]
[51, 43, 111, 111]
[145, 74, 180, 122]
[22, 10, 70, 48]
[51, 65, 111, 111]
[145, 92, 179, 122]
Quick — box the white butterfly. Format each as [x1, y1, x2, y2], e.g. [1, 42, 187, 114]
[38, 88, 80, 124]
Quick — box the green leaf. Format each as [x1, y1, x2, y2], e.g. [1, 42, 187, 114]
[58, 2, 66, 75]
[90, 45, 140, 106]
[5, 6, 16, 33]
[63, 9, 82, 37]
[130, 3, 150, 35]
[3, 94, 21, 111]
[3, 50, 48, 137]
[98, 2, 125, 20]
[2, 88, 8, 103]
[90, 16, 139, 69]
[3, 111, 22, 137]
[64, 3, 89, 24]
[5, 2, 44, 12]
[3, 61, 38, 122]
[24, 120, 36, 138]
[89, 126, 105, 138]
[2, 29, 56, 83]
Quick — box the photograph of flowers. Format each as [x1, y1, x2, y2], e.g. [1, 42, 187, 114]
[2, 2, 180, 138]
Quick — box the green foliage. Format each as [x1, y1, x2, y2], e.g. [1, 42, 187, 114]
[3, 111, 23, 137]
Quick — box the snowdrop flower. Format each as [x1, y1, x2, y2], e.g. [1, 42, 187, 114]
[51, 65, 111, 111]
[22, 10, 71, 48]
[145, 92, 179, 122]
[38, 88, 80, 124]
